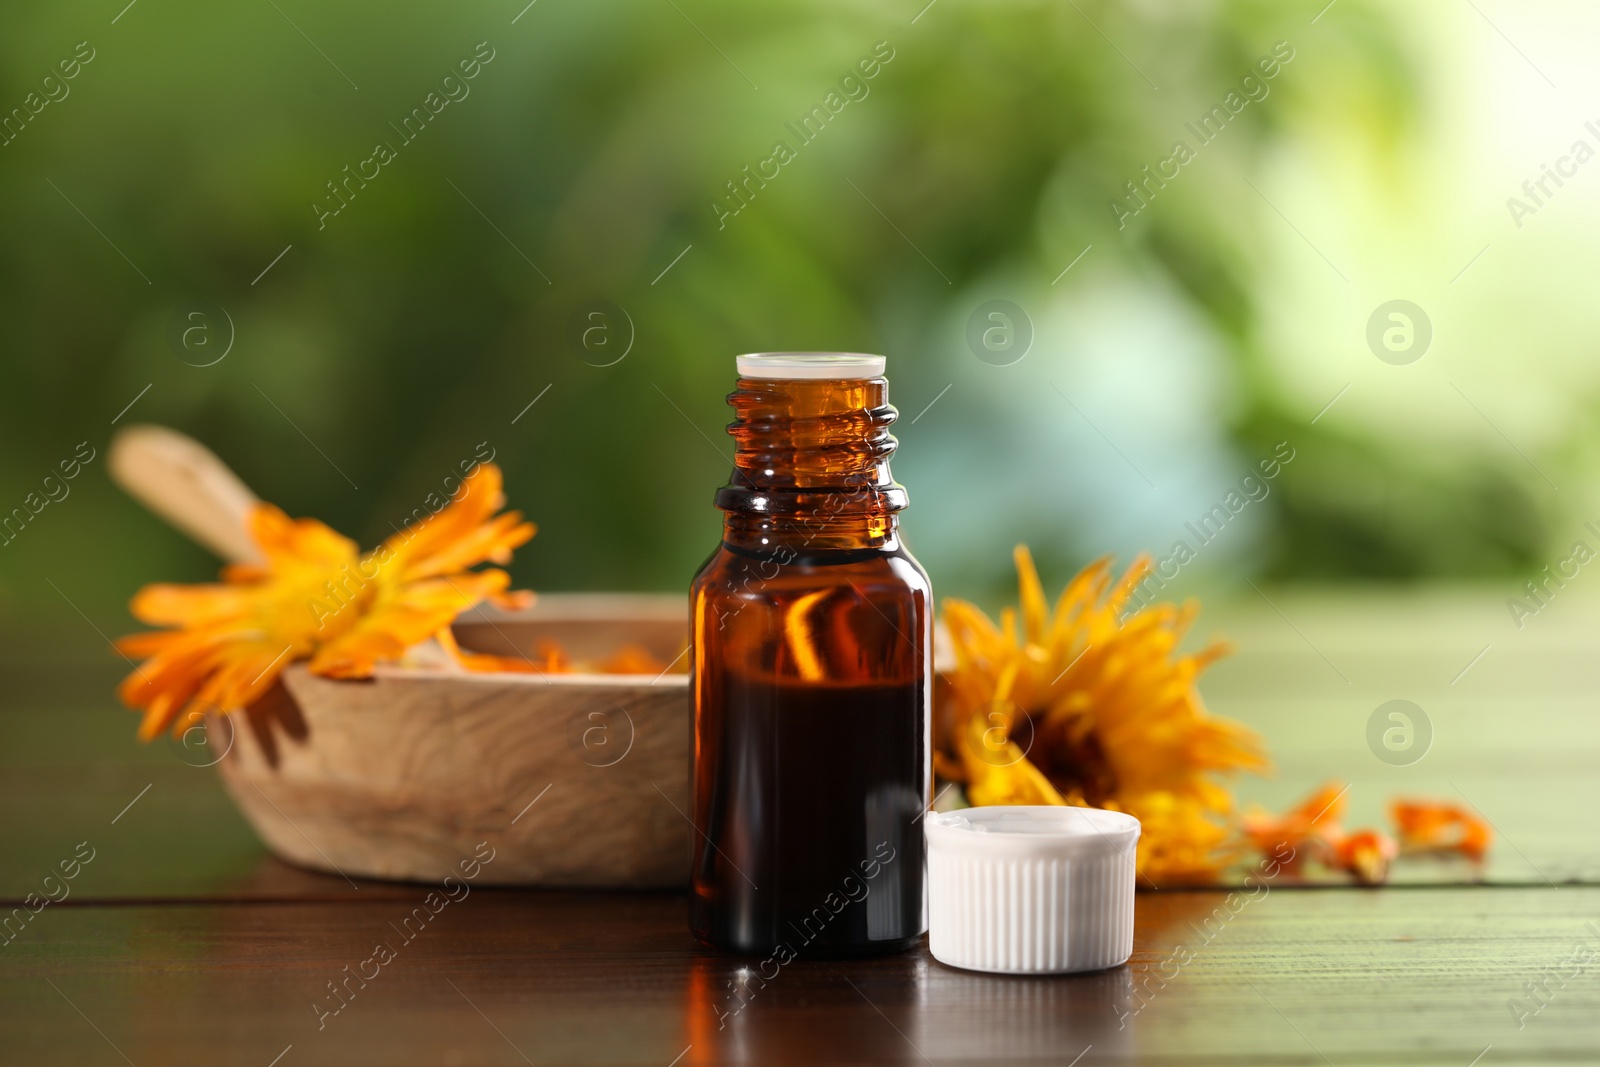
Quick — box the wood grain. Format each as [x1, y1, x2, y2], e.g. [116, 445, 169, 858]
[3, 886, 1596, 1065]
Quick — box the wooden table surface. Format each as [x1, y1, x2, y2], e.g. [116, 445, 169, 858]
[4, 589, 1599, 1065]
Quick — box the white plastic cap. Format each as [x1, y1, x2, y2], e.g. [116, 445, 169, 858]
[925, 805, 1140, 974]
[735, 352, 886, 380]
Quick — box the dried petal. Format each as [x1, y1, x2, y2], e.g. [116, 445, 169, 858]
[1331, 828, 1397, 884]
[1242, 781, 1349, 865]
[1390, 799, 1492, 861]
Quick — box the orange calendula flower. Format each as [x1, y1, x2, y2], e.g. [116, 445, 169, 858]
[117, 463, 534, 740]
[936, 547, 1269, 882]
[1391, 799, 1493, 861]
[943, 708, 1071, 808]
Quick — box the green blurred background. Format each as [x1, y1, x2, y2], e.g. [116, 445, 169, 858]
[0, 0, 1590, 632]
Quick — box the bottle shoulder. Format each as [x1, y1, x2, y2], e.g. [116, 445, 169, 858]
[692, 539, 930, 603]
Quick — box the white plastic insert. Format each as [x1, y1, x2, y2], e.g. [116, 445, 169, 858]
[735, 352, 886, 380]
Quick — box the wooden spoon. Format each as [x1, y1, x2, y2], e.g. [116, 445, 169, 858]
[108, 424, 262, 564]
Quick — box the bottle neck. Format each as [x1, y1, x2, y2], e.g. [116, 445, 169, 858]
[716, 376, 906, 552]
[723, 510, 899, 554]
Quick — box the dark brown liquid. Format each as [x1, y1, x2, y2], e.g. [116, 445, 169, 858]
[690, 666, 925, 956]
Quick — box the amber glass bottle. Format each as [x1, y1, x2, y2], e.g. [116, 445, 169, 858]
[689, 352, 931, 958]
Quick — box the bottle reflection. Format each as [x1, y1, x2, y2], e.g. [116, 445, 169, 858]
[684, 949, 1138, 1064]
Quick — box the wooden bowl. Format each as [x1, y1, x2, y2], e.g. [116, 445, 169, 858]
[208, 594, 692, 888]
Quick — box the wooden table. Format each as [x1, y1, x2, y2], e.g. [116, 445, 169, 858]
[4, 590, 1598, 1064]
